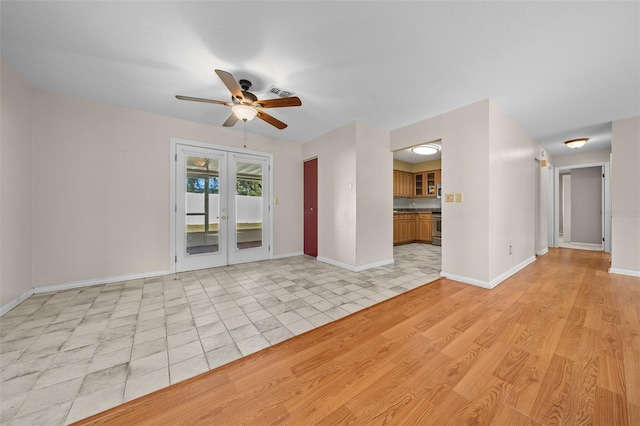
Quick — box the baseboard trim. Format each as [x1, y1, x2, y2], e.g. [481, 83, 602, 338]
[440, 272, 490, 289]
[33, 269, 172, 294]
[441, 256, 537, 290]
[608, 268, 640, 277]
[317, 257, 394, 272]
[537, 247, 549, 256]
[272, 251, 304, 259]
[0, 289, 35, 316]
[488, 256, 536, 289]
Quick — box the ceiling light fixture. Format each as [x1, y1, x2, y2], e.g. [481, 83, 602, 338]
[411, 144, 440, 156]
[232, 104, 257, 122]
[564, 138, 589, 149]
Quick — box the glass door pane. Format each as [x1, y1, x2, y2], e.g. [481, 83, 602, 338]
[185, 156, 220, 255]
[234, 160, 263, 250]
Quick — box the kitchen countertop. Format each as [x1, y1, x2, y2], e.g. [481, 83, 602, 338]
[393, 209, 441, 214]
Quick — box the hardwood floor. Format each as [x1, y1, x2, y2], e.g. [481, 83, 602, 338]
[74, 249, 640, 425]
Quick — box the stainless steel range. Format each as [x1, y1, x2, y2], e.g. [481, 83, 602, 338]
[432, 212, 441, 246]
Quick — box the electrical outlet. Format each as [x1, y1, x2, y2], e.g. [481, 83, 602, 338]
[445, 193, 454, 202]
[509, 245, 512, 255]
[455, 193, 463, 203]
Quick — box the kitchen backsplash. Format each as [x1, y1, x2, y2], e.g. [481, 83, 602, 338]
[394, 197, 442, 209]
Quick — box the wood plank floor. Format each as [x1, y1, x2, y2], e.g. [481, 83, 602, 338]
[74, 249, 640, 425]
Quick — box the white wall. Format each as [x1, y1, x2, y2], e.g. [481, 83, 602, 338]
[302, 123, 357, 267]
[391, 99, 543, 287]
[301, 121, 393, 270]
[30, 90, 303, 288]
[0, 61, 34, 310]
[488, 101, 537, 282]
[553, 149, 611, 167]
[391, 100, 492, 284]
[355, 121, 393, 267]
[610, 116, 640, 275]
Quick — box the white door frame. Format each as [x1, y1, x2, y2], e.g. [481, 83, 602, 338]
[169, 137, 274, 273]
[553, 161, 610, 252]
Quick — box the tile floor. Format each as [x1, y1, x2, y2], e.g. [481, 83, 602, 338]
[0, 243, 441, 425]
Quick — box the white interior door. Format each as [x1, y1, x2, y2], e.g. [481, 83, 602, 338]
[175, 144, 270, 272]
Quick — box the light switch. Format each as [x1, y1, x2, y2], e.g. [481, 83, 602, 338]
[445, 193, 454, 203]
[455, 193, 463, 202]
[274, 197, 279, 205]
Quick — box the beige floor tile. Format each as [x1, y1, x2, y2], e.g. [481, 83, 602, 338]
[167, 328, 199, 349]
[78, 363, 128, 396]
[88, 347, 132, 373]
[128, 351, 168, 379]
[34, 358, 90, 389]
[169, 354, 209, 384]
[0, 244, 441, 425]
[235, 335, 270, 356]
[10, 400, 71, 426]
[123, 367, 169, 402]
[65, 383, 125, 424]
[14, 376, 82, 418]
[131, 337, 167, 361]
[205, 344, 242, 370]
[168, 340, 205, 365]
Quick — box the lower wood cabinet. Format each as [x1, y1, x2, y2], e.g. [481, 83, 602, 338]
[393, 213, 431, 245]
[416, 214, 432, 243]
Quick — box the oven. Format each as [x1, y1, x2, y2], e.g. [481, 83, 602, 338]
[432, 212, 441, 246]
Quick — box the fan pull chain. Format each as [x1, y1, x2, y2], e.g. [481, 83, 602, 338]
[243, 120, 247, 148]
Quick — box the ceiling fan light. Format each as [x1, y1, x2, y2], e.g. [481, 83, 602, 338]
[564, 138, 588, 149]
[232, 104, 257, 121]
[411, 144, 440, 156]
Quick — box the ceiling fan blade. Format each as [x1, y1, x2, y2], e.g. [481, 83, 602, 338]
[222, 113, 239, 127]
[175, 95, 231, 106]
[257, 111, 287, 129]
[255, 97, 302, 108]
[215, 69, 244, 101]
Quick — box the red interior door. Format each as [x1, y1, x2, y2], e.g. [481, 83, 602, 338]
[304, 158, 318, 257]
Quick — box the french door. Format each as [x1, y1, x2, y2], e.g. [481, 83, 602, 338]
[175, 144, 270, 272]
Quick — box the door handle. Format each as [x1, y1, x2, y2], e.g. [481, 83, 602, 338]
[310, 208, 314, 211]
[221, 216, 227, 220]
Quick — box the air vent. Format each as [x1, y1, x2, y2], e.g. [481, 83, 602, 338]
[265, 85, 295, 98]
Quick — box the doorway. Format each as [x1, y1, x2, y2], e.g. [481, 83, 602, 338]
[554, 162, 610, 252]
[172, 141, 271, 272]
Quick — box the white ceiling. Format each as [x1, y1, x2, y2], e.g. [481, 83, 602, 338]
[2, 2, 638, 159]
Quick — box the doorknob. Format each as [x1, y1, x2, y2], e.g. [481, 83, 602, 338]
[310, 208, 314, 211]
[221, 216, 227, 220]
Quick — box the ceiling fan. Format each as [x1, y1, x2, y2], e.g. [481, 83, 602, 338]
[175, 69, 301, 130]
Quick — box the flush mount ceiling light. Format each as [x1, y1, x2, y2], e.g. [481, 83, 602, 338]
[411, 144, 440, 155]
[231, 104, 258, 122]
[564, 138, 589, 149]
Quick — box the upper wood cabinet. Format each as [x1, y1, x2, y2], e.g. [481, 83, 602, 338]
[414, 173, 425, 197]
[393, 170, 414, 197]
[394, 168, 441, 198]
[425, 169, 441, 197]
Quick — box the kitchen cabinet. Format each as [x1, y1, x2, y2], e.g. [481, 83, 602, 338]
[394, 213, 433, 245]
[425, 170, 441, 197]
[416, 213, 432, 242]
[393, 170, 414, 197]
[393, 213, 416, 244]
[414, 172, 425, 197]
